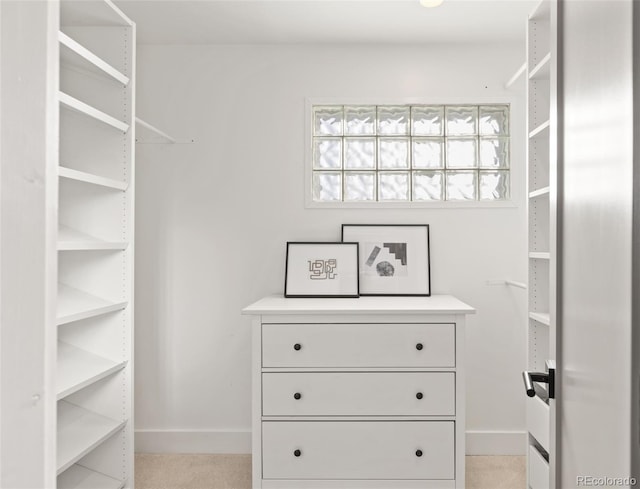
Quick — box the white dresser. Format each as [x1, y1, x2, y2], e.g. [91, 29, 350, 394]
[242, 295, 475, 489]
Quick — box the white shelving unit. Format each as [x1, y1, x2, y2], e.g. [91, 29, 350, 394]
[57, 284, 128, 326]
[59, 92, 130, 133]
[59, 166, 129, 191]
[57, 401, 126, 475]
[56, 0, 135, 487]
[59, 31, 130, 86]
[58, 464, 125, 489]
[57, 342, 127, 400]
[58, 225, 128, 251]
[526, 0, 557, 488]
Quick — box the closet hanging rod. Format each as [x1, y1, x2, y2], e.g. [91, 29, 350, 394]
[135, 117, 195, 144]
[486, 279, 527, 289]
[135, 117, 175, 143]
[505, 62, 526, 89]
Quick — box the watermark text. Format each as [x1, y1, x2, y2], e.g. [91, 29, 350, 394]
[577, 476, 637, 486]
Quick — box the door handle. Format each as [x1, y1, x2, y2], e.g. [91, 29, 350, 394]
[523, 361, 555, 399]
[522, 371, 548, 397]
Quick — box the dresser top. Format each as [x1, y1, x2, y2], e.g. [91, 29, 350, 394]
[242, 294, 475, 315]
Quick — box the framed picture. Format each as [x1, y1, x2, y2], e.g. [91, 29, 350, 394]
[284, 242, 360, 298]
[341, 224, 430, 296]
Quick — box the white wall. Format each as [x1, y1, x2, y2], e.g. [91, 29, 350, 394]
[134, 43, 528, 454]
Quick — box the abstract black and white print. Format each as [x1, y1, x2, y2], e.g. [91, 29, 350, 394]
[308, 259, 338, 280]
[363, 242, 408, 277]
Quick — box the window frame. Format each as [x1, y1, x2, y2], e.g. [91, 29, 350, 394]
[304, 97, 519, 209]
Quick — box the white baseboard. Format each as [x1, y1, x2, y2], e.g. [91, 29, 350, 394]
[135, 429, 251, 454]
[136, 429, 526, 456]
[466, 430, 527, 455]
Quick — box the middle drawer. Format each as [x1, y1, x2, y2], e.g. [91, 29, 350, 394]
[263, 372, 455, 416]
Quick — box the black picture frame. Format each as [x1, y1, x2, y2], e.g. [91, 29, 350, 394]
[284, 242, 360, 298]
[341, 224, 431, 297]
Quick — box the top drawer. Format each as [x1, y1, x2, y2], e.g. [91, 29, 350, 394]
[262, 323, 455, 368]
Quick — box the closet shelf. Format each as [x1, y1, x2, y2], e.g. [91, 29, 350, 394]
[529, 120, 550, 139]
[530, 0, 551, 21]
[529, 53, 551, 80]
[59, 92, 129, 133]
[529, 186, 550, 199]
[58, 464, 124, 489]
[59, 31, 129, 86]
[57, 284, 128, 326]
[529, 312, 551, 326]
[58, 225, 128, 251]
[58, 166, 128, 191]
[529, 252, 551, 260]
[57, 401, 126, 475]
[57, 342, 127, 400]
[61, 0, 132, 28]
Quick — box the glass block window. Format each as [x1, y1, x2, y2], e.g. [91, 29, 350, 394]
[312, 104, 510, 203]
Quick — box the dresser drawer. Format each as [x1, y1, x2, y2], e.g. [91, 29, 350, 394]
[527, 394, 549, 452]
[262, 421, 454, 480]
[262, 372, 454, 416]
[262, 323, 455, 368]
[528, 445, 550, 489]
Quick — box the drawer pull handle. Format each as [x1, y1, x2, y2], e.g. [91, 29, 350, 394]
[416, 392, 423, 400]
[294, 449, 302, 457]
[294, 343, 302, 351]
[416, 343, 423, 351]
[416, 450, 423, 457]
[294, 392, 302, 400]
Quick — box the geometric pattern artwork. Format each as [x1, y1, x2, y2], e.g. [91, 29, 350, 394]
[383, 243, 407, 265]
[363, 242, 408, 277]
[308, 259, 338, 280]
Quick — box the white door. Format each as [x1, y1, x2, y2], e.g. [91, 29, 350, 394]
[559, 0, 637, 486]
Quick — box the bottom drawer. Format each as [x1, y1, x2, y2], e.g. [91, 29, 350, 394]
[528, 445, 549, 489]
[262, 421, 454, 480]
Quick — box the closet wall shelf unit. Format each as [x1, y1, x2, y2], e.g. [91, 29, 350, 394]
[58, 225, 128, 251]
[58, 167, 129, 192]
[529, 186, 550, 199]
[529, 120, 550, 139]
[58, 464, 125, 489]
[57, 342, 127, 400]
[56, 284, 128, 326]
[530, 0, 551, 20]
[529, 312, 551, 326]
[60, 0, 131, 26]
[59, 31, 129, 86]
[57, 401, 125, 474]
[529, 53, 551, 80]
[56, 0, 135, 486]
[59, 92, 129, 133]
[526, 0, 556, 487]
[528, 252, 550, 260]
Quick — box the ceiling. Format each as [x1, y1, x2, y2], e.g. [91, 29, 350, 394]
[113, 0, 536, 45]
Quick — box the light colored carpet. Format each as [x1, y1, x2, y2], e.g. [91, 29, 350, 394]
[135, 454, 525, 489]
[466, 456, 526, 489]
